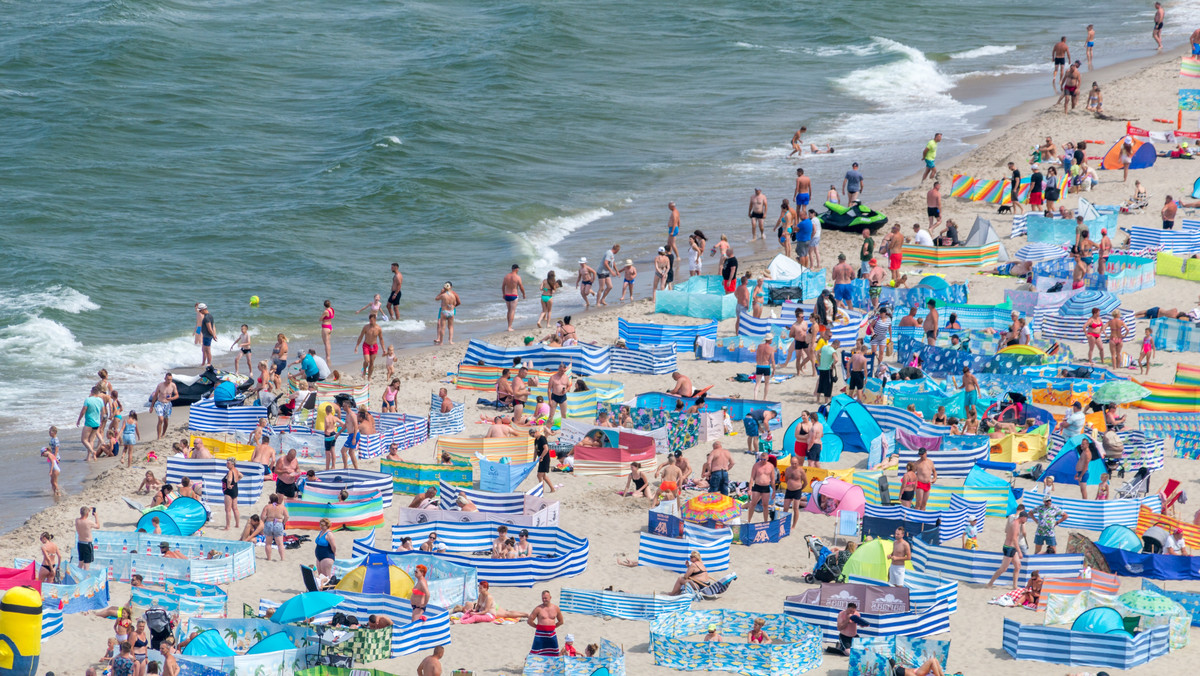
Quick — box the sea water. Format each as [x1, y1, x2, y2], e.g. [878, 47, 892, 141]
[0, 0, 1197, 528]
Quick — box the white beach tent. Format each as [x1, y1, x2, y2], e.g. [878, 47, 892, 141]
[964, 217, 1009, 262]
[768, 254, 807, 280]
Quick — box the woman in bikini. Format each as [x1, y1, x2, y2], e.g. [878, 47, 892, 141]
[435, 282, 460, 345]
[689, 230, 707, 277]
[537, 271, 558, 328]
[621, 461, 653, 498]
[793, 411, 812, 459]
[776, 199, 794, 259]
[748, 617, 770, 644]
[899, 462, 918, 508]
[964, 406, 980, 435]
[666, 551, 714, 595]
[557, 315, 577, 346]
[751, 278, 766, 318]
[131, 619, 149, 675]
[1107, 309, 1127, 367]
[38, 532, 60, 582]
[515, 529, 534, 557]
[222, 458, 242, 530]
[411, 564, 430, 621]
[320, 300, 335, 363]
[1085, 307, 1105, 363]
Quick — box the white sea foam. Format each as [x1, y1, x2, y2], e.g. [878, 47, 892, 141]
[519, 207, 613, 278]
[386, 136, 402, 145]
[379, 318, 427, 333]
[956, 63, 1046, 79]
[0, 285, 99, 315]
[839, 37, 958, 109]
[949, 45, 1017, 60]
[804, 44, 878, 58]
[735, 42, 766, 50]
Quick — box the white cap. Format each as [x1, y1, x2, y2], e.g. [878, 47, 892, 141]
[658, 246, 666, 253]
[578, 257, 587, 264]
[565, 634, 575, 642]
[1030, 163, 1038, 170]
[197, 303, 207, 310]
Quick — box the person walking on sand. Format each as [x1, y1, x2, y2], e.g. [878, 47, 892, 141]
[502, 264, 526, 331]
[987, 511, 1029, 588]
[1007, 162, 1023, 214]
[753, 336, 775, 400]
[1163, 195, 1178, 230]
[77, 385, 105, 461]
[913, 448, 937, 510]
[1086, 24, 1095, 68]
[921, 133, 941, 182]
[1153, 2, 1164, 50]
[537, 270, 559, 328]
[434, 282, 460, 345]
[152, 373, 178, 440]
[666, 202, 681, 260]
[353, 313, 385, 378]
[653, 247, 671, 300]
[1051, 36, 1070, 89]
[387, 262, 403, 320]
[319, 300, 334, 363]
[1060, 61, 1081, 113]
[788, 126, 807, 157]
[75, 506, 99, 570]
[926, 182, 942, 228]
[597, 244, 620, 306]
[618, 259, 637, 302]
[120, 411, 140, 468]
[748, 188, 767, 241]
[528, 590, 565, 656]
[576, 258, 596, 307]
[532, 426, 555, 493]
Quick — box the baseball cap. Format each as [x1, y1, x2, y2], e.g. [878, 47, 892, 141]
[197, 303, 207, 310]
[869, 258, 878, 265]
[658, 246, 666, 253]
[707, 624, 718, 632]
[1030, 163, 1039, 170]
[838, 253, 846, 260]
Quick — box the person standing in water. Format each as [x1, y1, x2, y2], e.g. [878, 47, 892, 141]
[435, 283, 460, 345]
[319, 300, 334, 363]
[788, 126, 807, 157]
[576, 258, 596, 308]
[1153, 2, 1164, 50]
[666, 202, 681, 261]
[1051, 36, 1070, 89]
[502, 264, 526, 331]
[1085, 24, 1095, 69]
[597, 244, 620, 307]
[387, 263, 404, 321]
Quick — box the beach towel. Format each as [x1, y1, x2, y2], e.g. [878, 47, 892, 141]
[530, 624, 559, 655]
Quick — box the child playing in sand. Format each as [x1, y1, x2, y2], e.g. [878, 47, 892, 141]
[533, 396, 551, 425]
[384, 345, 396, 379]
[1140, 327, 1155, 375]
[136, 471, 160, 495]
[41, 426, 62, 497]
[1096, 473, 1111, 500]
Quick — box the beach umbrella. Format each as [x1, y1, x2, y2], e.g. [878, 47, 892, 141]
[271, 591, 344, 624]
[1066, 533, 1112, 574]
[1060, 290, 1120, 317]
[1014, 243, 1067, 262]
[681, 493, 740, 525]
[1091, 381, 1152, 405]
[1118, 589, 1183, 617]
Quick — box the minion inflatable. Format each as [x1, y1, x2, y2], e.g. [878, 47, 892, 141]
[0, 586, 41, 676]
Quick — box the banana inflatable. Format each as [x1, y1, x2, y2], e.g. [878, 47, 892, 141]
[0, 586, 41, 676]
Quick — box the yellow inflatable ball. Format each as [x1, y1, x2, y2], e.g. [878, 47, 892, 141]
[249, 295, 260, 307]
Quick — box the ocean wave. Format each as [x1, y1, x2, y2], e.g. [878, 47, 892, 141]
[519, 207, 613, 278]
[803, 44, 878, 58]
[734, 42, 766, 50]
[836, 37, 958, 109]
[379, 318, 427, 333]
[956, 63, 1046, 79]
[949, 45, 1017, 60]
[0, 285, 100, 316]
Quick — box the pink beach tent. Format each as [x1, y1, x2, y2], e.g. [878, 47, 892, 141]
[804, 477, 866, 517]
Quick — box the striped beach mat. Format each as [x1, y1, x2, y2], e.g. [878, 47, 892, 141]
[1133, 378, 1200, 411]
[1176, 363, 1200, 386]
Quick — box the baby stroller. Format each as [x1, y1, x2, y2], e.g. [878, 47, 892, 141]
[1116, 467, 1151, 500]
[803, 535, 844, 583]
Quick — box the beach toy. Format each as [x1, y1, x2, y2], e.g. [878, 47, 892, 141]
[1154, 118, 1174, 124]
[249, 295, 260, 307]
[1084, 139, 1105, 144]
[0, 585, 42, 676]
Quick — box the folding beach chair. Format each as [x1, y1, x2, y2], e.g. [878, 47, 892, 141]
[1159, 478, 1184, 516]
[688, 573, 737, 601]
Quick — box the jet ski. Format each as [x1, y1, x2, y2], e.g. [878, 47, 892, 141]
[817, 201, 888, 232]
[162, 366, 253, 407]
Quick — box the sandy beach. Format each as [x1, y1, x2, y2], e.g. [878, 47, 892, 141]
[18, 43, 1200, 676]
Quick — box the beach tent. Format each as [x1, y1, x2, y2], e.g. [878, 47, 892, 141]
[1100, 138, 1156, 170]
[1098, 524, 1144, 552]
[1193, 176, 1200, 199]
[964, 466, 1019, 515]
[135, 496, 208, 536]
[804, 478, 866, 517]
[245, 632, 296, 655]
[916, 275, 950, 291]
[181, 628, 237, 657]
[1072, 606, 1126, 635]
[1041, 434, 1106, 486]
[768, 254, 806, 281]
[963, 217, 1009, 262]
[1014, 243, 1067, 262]
[839, 538, 913, 582]
[335, 553, 414, 598]
[786, 395, 884, 462]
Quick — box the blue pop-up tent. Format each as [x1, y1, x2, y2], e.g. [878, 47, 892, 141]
[783, 394, 883, 463]
[135, 496, 208, 536]
[1040, 434, 1106, 486]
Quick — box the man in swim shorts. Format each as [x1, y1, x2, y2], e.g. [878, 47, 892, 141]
[987, 511, 1028, 588]
[666, 202, 681, 260]
[921, 133, 941, 182]
[387, 262, 403, 320]
[748, 188, 767, 241]
[152, 372, 179, 440]
[653, 454, 683, 507]
[354, 313, 385, 378]
[752, 336, 776, 400]
[546, 363, 572, 424]
[913, 448, 937, 510]
[745, 453, 776, 522]
[1050, 36, 1070, 89]
[706, 441, 734, 495]
[888, 526, 911, 586]
[1060, 61, 1081, 113]
[273, 449, 299, 502]
[1162, 195, 1178, 231]
[831, 253, 854, 304]
[882, 224, 904, 283]
[793, 168, 812, 208]
[576, 257, 596, 308]
[198, 303, 215, 367]
[782, 456, 807, 527]
[1086, 24, 1095, 68]
[1153, 2, 1164, 50]
[502, 264, 526, 331]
